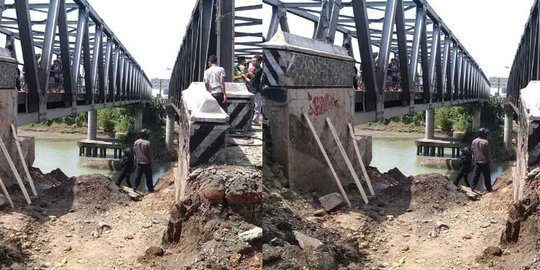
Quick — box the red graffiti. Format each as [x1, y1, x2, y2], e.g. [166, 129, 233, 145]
[308, 92, 335, 116]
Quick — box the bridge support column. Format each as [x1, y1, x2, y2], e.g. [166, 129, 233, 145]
[134, 106, 143, 132]
[88, 109, 97, 140]
[425, 108, 435, 139]
[514, 83, 540, 201]
[472, 106, 482, 131]
[504, 108, 514, 151]
[165, 108, 175, 151]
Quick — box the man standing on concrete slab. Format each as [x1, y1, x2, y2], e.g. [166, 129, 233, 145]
[247, 56, 263, 125]
[132, 129, 155, 193]
[471, 128, 493, 192]
[204, 55, 227, 110]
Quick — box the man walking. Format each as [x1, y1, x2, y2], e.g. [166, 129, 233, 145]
[471, 128, 493, 192]
[132, 129, 155, 193]
[247, 56, 263, 125]
[204, 55, 227, 109]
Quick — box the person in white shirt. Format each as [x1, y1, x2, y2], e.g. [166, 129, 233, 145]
[204, 55, 227, 109]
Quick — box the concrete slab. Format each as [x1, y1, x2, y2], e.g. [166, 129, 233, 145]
[182, 82, 229, 123]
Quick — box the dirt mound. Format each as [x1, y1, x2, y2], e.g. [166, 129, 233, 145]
[30, 167, 65, 187]
[156, 165, 262, 269]
[72, 174, 131, 210]
[0, 228, 26, 269]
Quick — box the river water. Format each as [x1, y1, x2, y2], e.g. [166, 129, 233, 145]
[370, 136, 509, 189]
[32, 135, 170, 188]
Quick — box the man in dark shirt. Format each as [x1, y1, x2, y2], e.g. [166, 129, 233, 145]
[248, 56, 263, 125]
[471, 128, 493, 192]
[132, 129, 155, 193]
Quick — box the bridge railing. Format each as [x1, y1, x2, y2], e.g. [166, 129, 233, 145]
[0, 0, 152, 123]
[168, 0, 263, 110]
[264, 0, 491, 118]
[508, 0, 540, 109]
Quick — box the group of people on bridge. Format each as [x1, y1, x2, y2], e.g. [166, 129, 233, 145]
[204, 54, 264, 125]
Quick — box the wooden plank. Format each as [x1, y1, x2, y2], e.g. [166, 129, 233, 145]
[0, 177, 14, 209]
[11, 124, 38, 196]
[302, 113, 352, 208]
[348, 123, 375, 196]
[326, 118, 369, 204]
[0, 137, 31, 205]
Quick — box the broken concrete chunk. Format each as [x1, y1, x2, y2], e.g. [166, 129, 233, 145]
[293, 230, 322, 250]
[238, 227, 263, 242]
[319, 193, 345, 212]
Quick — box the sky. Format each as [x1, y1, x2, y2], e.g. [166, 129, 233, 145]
[78, 0, 536, 80]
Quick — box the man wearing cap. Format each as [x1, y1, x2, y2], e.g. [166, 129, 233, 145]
[471, 128, 493, 192]
[132, 129, 155, 193]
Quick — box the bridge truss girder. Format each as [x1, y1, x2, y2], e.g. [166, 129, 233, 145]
[508, 0, 540, 110]
[0, 0, 152, 123]
[264, 0, 490, 120]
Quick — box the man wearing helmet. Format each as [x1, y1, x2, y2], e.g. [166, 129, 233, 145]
[471, 128, 493, 192]
[132, 129, 155, 193]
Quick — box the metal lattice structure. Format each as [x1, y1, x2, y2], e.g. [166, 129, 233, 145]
[0, 0, 152, 125]
[168, 0, 263, 110]
[508, 0, 539, 109]
[264, 0, 491, 122]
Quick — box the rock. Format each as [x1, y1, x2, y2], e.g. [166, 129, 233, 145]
[399, 257, 406, 264]
[527, 167, 540, 179]
[63, 246, 72, 252]
[199, 183, 225, 205]
[428, 231, 438, 238]
[318, 193, 345, 212]
[462, 234, 472, 240]
[386, 215, 395, 221]
[145, 246, 164, 257]
[124, 234, 134, 240]
[314, 209, 326, 217]
[483, 246, 502, 257]
[436, 221, 449, 230]
[77, 259, 88, 264]
[480, 223, 491, 228]
[142, 223, 152, 229]
[401, 245, 410, 252]
[293, 230, 322, 250]
[98, 221, 111, 231]
[238, 227, 263, 242]
[122, 187, 142, 201]
[48, 216, 57, 222]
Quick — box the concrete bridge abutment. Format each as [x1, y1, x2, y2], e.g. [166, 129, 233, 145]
[262, 31, 371, 195]
[514, 82, 540, 201]
[134, 105, 144, 133]
[0, 49, 34, 187]
[472, 105, 482, 132]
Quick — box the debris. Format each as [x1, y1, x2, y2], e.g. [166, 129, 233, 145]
[462, 234, 472, 240]
[527, 167, 540, 179]
[293, 231, 323, 250]
[238, 227, 263, 242]
[318, 193, 345, 212]
[124, 234, 134, 240]
[314, 209, 326, 217]
[436, 221, 450, 230]
[145, 246, 164, 257]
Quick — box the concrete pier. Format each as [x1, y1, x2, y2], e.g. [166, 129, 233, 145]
[472, 106, 482, 131]
[88, 109, 97, 140]
[504, 108, 514, 151]
[134, 106, 143, 132]
[425, 108, 435, 139]
[165, 108, 175, 151]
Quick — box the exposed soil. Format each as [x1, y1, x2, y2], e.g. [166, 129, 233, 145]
[262, 164, 515, 269]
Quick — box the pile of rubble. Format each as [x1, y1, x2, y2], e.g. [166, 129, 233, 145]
[155, 165, 263, 269]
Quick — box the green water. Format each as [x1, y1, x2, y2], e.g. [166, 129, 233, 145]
[33, 137, 170, 188]
[371, 137, 509, 188]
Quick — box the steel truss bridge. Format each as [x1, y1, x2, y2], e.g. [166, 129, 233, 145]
[168, 0, 263, 110]
[508, 0, 540, 110]
[264, 0, 490, 123]
[0, 0, 152, 125]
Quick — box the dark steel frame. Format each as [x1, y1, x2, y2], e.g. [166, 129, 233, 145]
[0, 0, 152, 125]
[263, 0, 490, 123]
[508, 0, 540, 110]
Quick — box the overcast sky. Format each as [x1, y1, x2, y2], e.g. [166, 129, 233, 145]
[87, 0, 536, 79]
